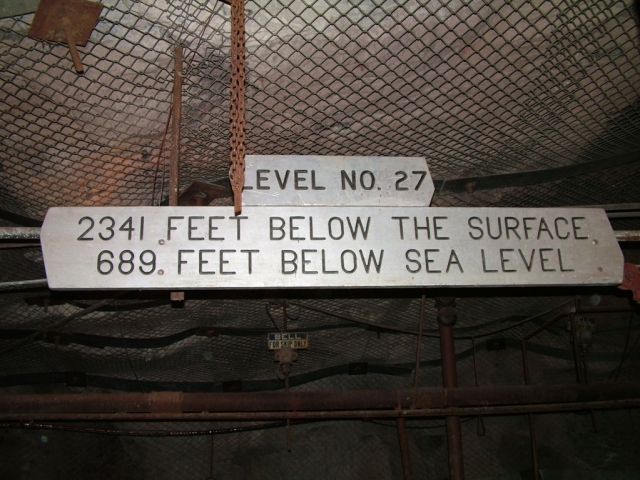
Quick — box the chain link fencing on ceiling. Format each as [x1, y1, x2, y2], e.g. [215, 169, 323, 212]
[0, 0, 639, 219]
[1, 0, 640, 478]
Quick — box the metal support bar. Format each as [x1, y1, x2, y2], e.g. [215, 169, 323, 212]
[436, 297, 464, 480]
[2, 382, 639, 415]
[396, 417, 413, 480]
[0, 227, 41, 240]
[170, 45, 184, 303]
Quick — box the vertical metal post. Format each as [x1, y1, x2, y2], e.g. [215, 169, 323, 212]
[170, 46, 184, 303]
[396, 417, 413, 480]
[521, 340, 540, 480]
[436, 297, 464, 480]
[412, 295, 426, 406]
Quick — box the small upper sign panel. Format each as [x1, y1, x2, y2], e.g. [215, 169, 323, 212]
[243, 155, 434, 206]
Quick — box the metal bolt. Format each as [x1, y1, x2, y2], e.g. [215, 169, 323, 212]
[592, 239, 598, 245]
[158, 239, 165, 245]
[158, 269, 164, 275]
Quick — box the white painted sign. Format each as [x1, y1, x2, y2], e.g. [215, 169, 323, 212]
[40, 206, 623, 290]
[242, 155, 434, 206]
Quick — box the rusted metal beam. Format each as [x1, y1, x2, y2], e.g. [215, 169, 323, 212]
[0, 227, 41, 240]
[396, 417, 413, 480]
[170, 45, 184, 303]
[2, 383, 640, 416]
[436, 297, 464, 480]
[1, 397, 639, 422]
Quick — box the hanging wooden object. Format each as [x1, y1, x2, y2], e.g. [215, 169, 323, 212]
[229, 0, 246, 215]
[28, 0, 103, 74]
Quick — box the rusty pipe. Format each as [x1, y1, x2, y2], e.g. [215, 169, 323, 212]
[396, 417, 413, 480]
[2, 397, 640, 422]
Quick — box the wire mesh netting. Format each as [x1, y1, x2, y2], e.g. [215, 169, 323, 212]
[2, 0, 640, 478]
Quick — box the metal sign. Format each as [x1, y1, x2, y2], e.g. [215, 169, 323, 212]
[268, 332, 309, 350]
[40, 206, 623, 290]
[242, 155, 434, 206]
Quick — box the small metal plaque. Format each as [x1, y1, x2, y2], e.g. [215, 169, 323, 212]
[268, 332, 309, 350]
[243, 155, 434, 206]
[40, 206, 623, 289]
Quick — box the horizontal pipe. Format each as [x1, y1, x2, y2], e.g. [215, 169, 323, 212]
[0, 227, 40, 240]
[2, 226, 638, 243]
[0, 279, 48, 290]
[1, 398, 640, 422]
[614, 230, 640, 241]
[1, 382, 639, 415]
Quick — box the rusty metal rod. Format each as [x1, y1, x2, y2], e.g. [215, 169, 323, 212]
[170, 45, 184, 303]
[412, 294, 426, 406]
[2, 383, 640, 415]
[437, 298, 464, 480]
[0, 227, 41, 240]
[0, 279, 48, 290]
[2, 398, 640, 422]
[396, 417, 413, 480]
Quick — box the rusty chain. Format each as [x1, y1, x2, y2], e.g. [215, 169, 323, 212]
[229, 0, 246, 215]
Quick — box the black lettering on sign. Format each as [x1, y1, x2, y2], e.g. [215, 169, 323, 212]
[100, 216, 115, 241]
[328, 217, 344, 240]
[220, 250, 236, 275]
[486, 217, 502, 240]
[504, 217, 521, 240]
[230, 216, 247, 240]
[572, 217, 588, 239]
[118, 250, 135, 275]
[270, 217, 286, 240]
[97, 250, 114, 275]
[341, 250, 357, 274]
[446, 250, 463, 273]
[395, 171, 408, 191]
[518, 249, 535, 272]
[392, 216, 409, 240]
[119, 217, 134, 240]
[425, 249, 440, 273]
[522, 217, 535, 240]
[275, 170, 290, 189]
[178, 249, 194, 274]
[140, 217, 144, 240]
[539, 248, 555, 271]
[188, 216, 205, 240]
[414, 217, 431, 240]
[347, 217, 371, 240]
[241, 249, 259, 274]
[78, 216, 95, 241]
[405, 249, 421, 273]
[257, 169, 270, 190]
[359, 250, 383, 273]
[282, 250, 297, 274]
[500, 249, 516, 272]
[554, 217, 570, 239]
[322, 249, 338, 274]
[360, 171, 375, 190]
[309, 217, 326, 240]
[290, 216, 305, 240]
[481, 249, 498, 272]
[558, 249, 574, 272]
[294, 170, 308, 190]
[167, 216, 184, 240]
[468, 217, 483, 240]
[139, 250, 156, 274]
[199, 249, 216, 274]
[208, 216, 224, 241]
[412, 171, 427, 190]
[537, 218, 554, 240]
[341, 170, 356, 190]
[301, 249, 317, 274]
[433, 217, 449, 240]
[311, 171, 325, 190]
